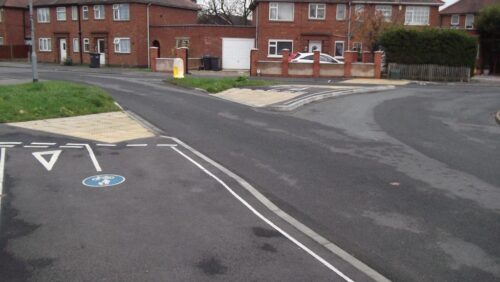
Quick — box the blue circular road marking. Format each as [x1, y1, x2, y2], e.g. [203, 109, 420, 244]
[82, 174, 126, 188]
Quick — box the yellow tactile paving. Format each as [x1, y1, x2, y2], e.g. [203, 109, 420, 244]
[8, 112, 155, 143]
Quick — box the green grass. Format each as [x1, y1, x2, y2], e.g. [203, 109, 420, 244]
[0, 81, 120, 123]
[167, 76, 277, 93]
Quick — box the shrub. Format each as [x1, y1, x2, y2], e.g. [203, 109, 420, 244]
[378, 28, 477, 68]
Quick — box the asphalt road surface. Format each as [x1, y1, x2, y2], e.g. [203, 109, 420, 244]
[1, 66, 500, 281]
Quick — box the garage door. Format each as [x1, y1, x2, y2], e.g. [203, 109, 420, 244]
[222, 38, 255, 70]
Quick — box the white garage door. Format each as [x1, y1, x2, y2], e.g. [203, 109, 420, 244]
[222, 38, 255, 70]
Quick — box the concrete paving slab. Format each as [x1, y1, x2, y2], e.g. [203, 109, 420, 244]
[7, 112, 154, 143]
[212, 88, 303, 107]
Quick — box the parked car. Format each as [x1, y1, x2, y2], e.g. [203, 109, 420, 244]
[290, 53, 344, 64]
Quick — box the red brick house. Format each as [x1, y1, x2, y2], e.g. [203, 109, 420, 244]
[250, 0, 443, 60]
[33, 0, 200, 66]
[440, 0, 500, 73]
[0, 0, 30, 46]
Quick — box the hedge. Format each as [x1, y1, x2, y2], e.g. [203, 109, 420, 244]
[378, 28, 477, 68]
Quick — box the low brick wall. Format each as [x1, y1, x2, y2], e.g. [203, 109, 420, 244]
[352, 63, 375, 78]
[257, 61, 282, 76]
[320, 64, 344, 77]
[156, 58, 175, 72]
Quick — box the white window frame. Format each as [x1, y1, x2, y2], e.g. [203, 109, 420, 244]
[83, 38, 90, 52]
[308, 3, 325, 20]
[268, 39, 293, 58]
[353, 42, 362, 52]
[0, 8, 3, 23]
[451, 14, 459, 26]
[336, 4, 346, 20]
[39, 38, 52, 52]
[334, 41, 344, 57]
[175, 37, 190, 48]
[465, 14, 474, 29]
[375, 5, 392, 22]
[82, 6, 88, 20]
[269, 2, 294, 21]
[405, 6, 429, 26]
[0, 37, 4, 45]
[113, 37, 131, 54]
[37, 8, 50, 23]
[113, 4, 130, 21]
[71, 6, 78, 21]
[94, 5, 105, 20]
[73, 38, 79, 52]
[56, 7, 66, 21]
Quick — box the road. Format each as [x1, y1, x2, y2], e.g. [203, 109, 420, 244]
[1, 65, 499, 281]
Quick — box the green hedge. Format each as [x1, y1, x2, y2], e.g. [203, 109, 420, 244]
[378, 28, 477, 67]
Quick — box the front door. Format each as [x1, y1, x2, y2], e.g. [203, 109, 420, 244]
[97, 39, 105, 65]
[59, 39, 67, 63]
[309, 40, 322, 53]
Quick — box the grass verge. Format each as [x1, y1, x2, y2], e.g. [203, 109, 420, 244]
[0, 81, 120, 123]
[167, 76, 277, 93]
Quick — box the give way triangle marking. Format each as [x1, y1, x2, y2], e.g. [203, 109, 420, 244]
[32, 150, 62, 171]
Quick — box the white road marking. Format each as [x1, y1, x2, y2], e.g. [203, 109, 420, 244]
[0, 148, 5, 208]
[0, 145, 16, 148]
[96, 144, 117, 147]
[59, 145, 84, 149]
[126, 144, 148, 147]
[162, 135, 389, 282]
[169, 145, 354, 282]
[67, 143, 102, 172]
[31, 142, 56, 146]
[0, 142, 22, 145]
[156, 144, 178, 147]
[23, 145, 50, 148]
[32, 150, 62, 171]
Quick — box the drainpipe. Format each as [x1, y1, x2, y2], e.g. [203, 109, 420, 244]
[147, 3, 152, 68]
[78, 5, 83, 64]
[255, 5, 259, 48]
[347, 1, 352, 50]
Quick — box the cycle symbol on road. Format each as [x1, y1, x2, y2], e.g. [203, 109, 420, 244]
[82, 174, 126, 188]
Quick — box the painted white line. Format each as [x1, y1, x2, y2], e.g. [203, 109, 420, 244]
[31, 142, 56, 146]
[0, 145, 16, 148]
[23, 145, 50, 148]
[169, 145, 354, 282]
[156, 144, 178, 147]
[32, 150, 62, 171]
[162, 135, 389, 282]
[0, 142, 22, 145]
[67, 143, 102, 172]
[126, 144, 148, 147]
[0, 148, 5, 204]
[96, 144, 117, 147]
[59, 145, 84, 149]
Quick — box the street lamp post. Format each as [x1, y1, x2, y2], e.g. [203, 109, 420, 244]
[29, 0, 38, 82]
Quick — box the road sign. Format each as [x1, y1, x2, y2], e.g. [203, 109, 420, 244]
[82, 174, 125, 188]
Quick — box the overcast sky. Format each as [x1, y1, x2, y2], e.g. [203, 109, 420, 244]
[441, 0, 459, 10]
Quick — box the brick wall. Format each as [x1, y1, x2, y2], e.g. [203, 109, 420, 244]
[0, 8, 28, 45]
[150, 25, 255, 58]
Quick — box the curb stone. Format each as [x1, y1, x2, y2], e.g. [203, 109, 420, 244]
[269, 85, 396, 112]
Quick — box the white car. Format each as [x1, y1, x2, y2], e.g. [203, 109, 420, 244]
[290, 52, 344, 64]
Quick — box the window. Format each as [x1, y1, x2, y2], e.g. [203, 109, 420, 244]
[94, 5, 105, 20]
[353, 42, 362, 52]
[0, 8, 3, 22]
[334, 41, 344, 57]
[83, 38, 90, 52]
[113, 4, 130, 20]
[73, 38, 79, 52]
[376, 5, 392, 22]
[309, 4, 325, 20]
[405, 6, 429, 25]
[0, 37, 4, 45]
[37, 8, 50, 23]
[39, 38, 51, 51]
[56, 7, 66, 21]
[354, 4, 364, 21]
[465, 14, 474, 29]
[82, 6, 88, 20]
[114, 38, 131, 53]
[269, 3, 294, 21]
[175, 37, 189, 48]
[451, 14, 459, 25]
[336, 4, 346, 20]
[268, 39, 293, 57]
[72, 6, 78, 20]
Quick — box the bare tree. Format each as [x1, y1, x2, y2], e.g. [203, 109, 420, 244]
[199, 0, 252, 25]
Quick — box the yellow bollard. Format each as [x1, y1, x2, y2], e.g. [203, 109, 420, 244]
[173, 58, 184, 79]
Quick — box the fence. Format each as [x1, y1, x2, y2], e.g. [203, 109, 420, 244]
[0, 45, 30, 60]
[388, 63, 471, 82]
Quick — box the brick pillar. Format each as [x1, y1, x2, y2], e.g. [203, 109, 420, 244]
[374, 51, 383, 79]
[362, 51, 373, 63]
[313, 50, 320, 78]
[344, 51, 356, 78]
[282, 49, 290, 77]
[175, 47, 188, 74]
[150, 47, 159, 72]
[250, 48, 259, 76]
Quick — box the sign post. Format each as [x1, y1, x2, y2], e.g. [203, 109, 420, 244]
[29, 0, 39, 83]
